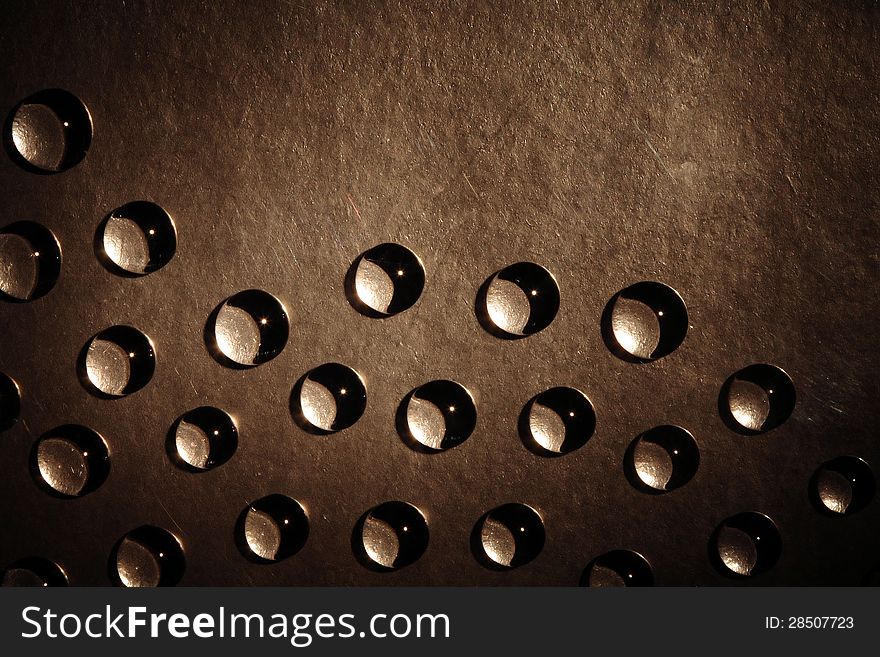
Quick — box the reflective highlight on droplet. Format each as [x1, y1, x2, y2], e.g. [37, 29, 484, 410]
[581, 550, 654, 587]
[520, 386, 595, 455]
[346, 243, 425, 317]
[0, 221, 61, 302]
[601, 281, 688, 362]
[720, 364, 796, 434]
[810, 456, 875, 516]
[711, 512, 781, 577]
[169, 407, 238, 471]
[237, 495, 309, 563]
[80, 326, 155, 397]
[5, 89, 92, 173]
[477, 262, 560, 339]
[291, 363, 366, 434]
[207, 290, 289, 367]
[1, 558, 68, 587]
[624, 425, 699, 493]
[398, 379, 476, 451]
[31, 425, 109, 497]
[354, 501, 429, 571]
[97, 201, 177, 276]
[472, 503, 544, 569]
[110, 526, 185, 587]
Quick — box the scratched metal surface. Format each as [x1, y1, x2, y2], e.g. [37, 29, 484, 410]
[0, 0, 878, 585]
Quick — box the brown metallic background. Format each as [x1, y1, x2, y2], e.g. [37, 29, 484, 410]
[1, 0, 878, 585]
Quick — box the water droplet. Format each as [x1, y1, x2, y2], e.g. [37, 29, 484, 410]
[624, 425, 699, 493]
[97, 201, 177, 276]
[237, 495, 308, 563]
[31, 425, 109, 497]
[291, 363, 366, 434]
[711, 512, 781, 577]
[0, 372, 21, 431]
[80, 325, 155, 397]
[0, 221, 61, 302]
[520, 387, 595, 455]
[207, 290, 289, 367]
[398, 380, 476, 451]
[811, 456, 875, 516]
[169, 407, 237, 471]
[602, 281, 688, 362]
[1, 558, 68, 587]
[5, 89, 92, 173]
[110, 526, 185, 587]
[477, 262, 560, 339]
[354, 501, 428, 571]
[720, 364, 795, 434]
[472, 503, 544, 569]
[581, 550, 653, 586]
[346, 243, 425, 317]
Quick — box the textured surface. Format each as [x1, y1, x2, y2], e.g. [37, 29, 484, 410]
[0, 0, 878, 585]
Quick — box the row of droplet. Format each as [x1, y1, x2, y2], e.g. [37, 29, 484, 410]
[1, 353, 815, 489]
[4, 494, 877, 587]
[16, 405, 873, 511]
[1, 212, 690, 357]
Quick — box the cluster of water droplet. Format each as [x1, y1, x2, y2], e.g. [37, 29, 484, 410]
[1, 89, 875, 586]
